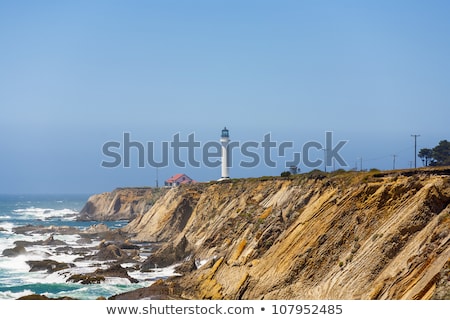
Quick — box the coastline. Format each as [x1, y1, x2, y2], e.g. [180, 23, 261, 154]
[2, 167, 450, 300]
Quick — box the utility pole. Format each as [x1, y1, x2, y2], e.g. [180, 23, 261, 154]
[155, 167, 159, 188]
[411, 134, 420, 168]
[323, 148, 327, 172]
[359, 157, 363, 172]
[392, 155, 397, 170]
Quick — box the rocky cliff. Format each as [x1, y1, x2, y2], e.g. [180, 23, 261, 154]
[78, 187, 166, 221]
[121, 167, 450, 300]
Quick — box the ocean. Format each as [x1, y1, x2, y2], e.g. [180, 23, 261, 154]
[0, 194, 173, 300]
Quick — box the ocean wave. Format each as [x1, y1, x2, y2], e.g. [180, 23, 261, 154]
[46, 282, 146, 300]
[12, 207, 78, 221]
[0, 222, 14, 232]
[0, 289, 34, 299]
[0, 251, 52, 273]
[0, 218, 180, 300]
[0, 257, 177, 300]
[103, 277, 134, 285]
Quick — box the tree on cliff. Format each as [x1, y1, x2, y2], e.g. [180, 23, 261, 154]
[418, 140, 450, 166]
[418, 148, 433, 166]
[431, 140, 450, 166]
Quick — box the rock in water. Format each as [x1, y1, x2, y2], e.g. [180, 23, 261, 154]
[2, 245, 27, 257]
[141, 236, 190, 271]
[26, 259, 75, 273]
[67, 264, 138, 284]
[94, 244, 130, 262]
[42, 234, 67, 246]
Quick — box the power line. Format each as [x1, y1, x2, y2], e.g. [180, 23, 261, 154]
[363, 146, 414, 163]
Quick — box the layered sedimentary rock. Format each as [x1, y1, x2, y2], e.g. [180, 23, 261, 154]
[122, 167, 450, 299]
[78, 187, 166, 221]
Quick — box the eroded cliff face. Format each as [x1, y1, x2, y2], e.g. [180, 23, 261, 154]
[78, 187, 166, 221]
[123, 168, 450, 300]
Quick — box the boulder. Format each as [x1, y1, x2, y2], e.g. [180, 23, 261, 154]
[2, 245, 27, 257]
[94, 264, 139, 283]
[12, 225, 79, 235]
[94, 244, 130, 262]
[174, 257, 197, 274]
[14, 235, 67, 247]
[26, 259, 75, 273]
[83, 223, 110, 234]
[141, 236, 190, 271]
[67, 264, 138, 284]
[67, 274, 105, 284]
[13, 240, 39, 247]
[17, 294, 76, 300]
[42, 235, 67, 246]
[76, 237, 93, 245]
[12, 224, 44, 234]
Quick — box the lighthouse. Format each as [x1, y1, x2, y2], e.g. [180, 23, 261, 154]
[219, 127, 230, 180]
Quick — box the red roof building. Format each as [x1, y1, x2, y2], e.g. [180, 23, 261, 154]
[164, 173, 195, 187]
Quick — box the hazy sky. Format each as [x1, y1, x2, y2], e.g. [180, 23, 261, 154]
[1, 0, 449, 194]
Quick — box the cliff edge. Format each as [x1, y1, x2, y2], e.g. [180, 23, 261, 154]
[78, 187, 166, 221]
[120, 167, 450, 300]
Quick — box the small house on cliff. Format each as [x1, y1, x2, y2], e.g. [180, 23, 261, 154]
[164, 173, 195, 187]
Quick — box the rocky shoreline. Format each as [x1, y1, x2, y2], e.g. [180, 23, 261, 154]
[1, 223, 184, 300]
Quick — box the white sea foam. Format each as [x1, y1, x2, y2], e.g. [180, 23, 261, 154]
[0, 251, 52, 273]
[128, 263, 181, 282]
[0, 289, 34, 299]
[47, 283, 138, 300]
[1, 205, 179, 300]
[57, 234, 81, 246]
[0, 253, 177, 300]
[12, 207, 78, 221]
[104, 277, 133, 285]
[0, 222, 14, 232]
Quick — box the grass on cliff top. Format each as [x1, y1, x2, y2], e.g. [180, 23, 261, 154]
[237, 169, 368, 183]
[209, 166, 450, 186]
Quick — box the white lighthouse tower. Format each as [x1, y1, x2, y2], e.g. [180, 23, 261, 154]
[219, 127, 230, 180]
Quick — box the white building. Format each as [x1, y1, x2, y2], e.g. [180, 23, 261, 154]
[219, 127, 230, 180]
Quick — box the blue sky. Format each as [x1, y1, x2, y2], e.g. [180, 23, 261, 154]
[1, 0, 449, 194]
